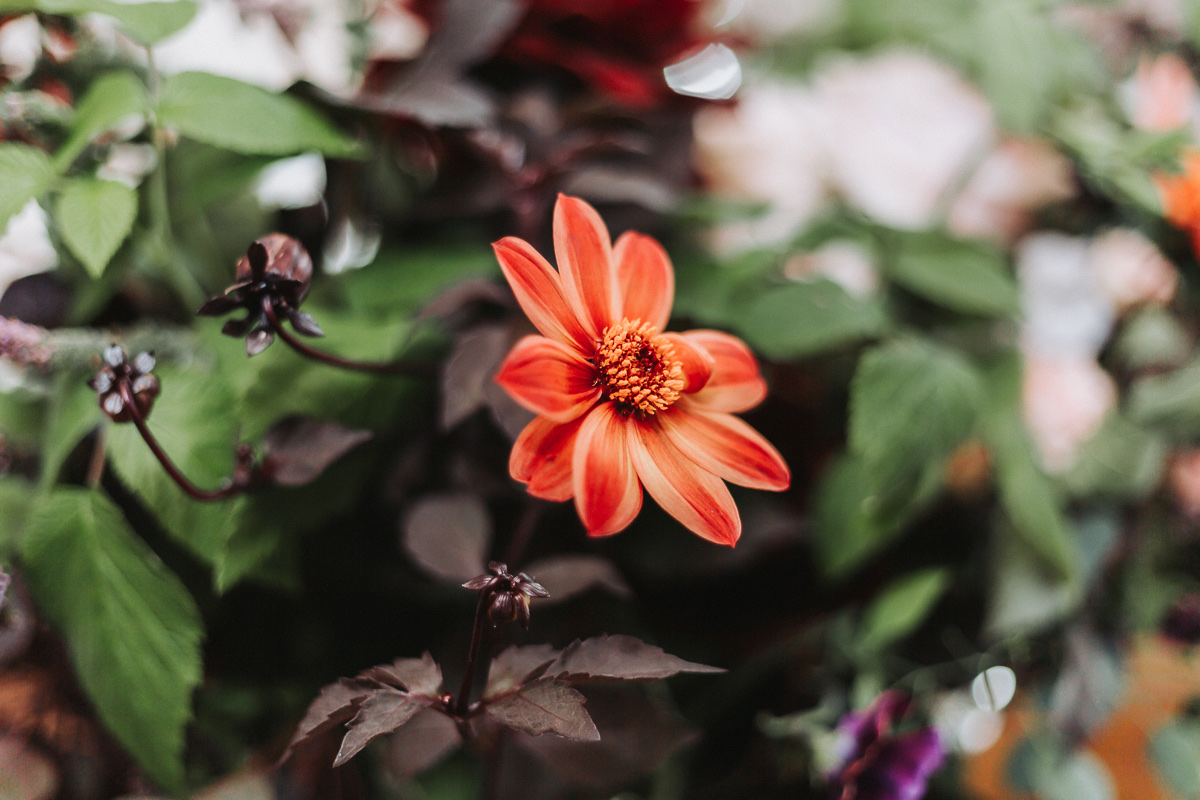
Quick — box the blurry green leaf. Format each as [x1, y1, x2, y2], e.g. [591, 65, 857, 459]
[1129, 357, 1200, 433]
[671, 249, 777, 327]
[22, 487, 201, 794]
[0, 476, 36, 554]
[739, 279, 887, 360]
[1037, 749, 1116, 800]
[39, 370, 103, 489]
[339, 245, 498, 318]
[54, 177, 138, 278]
[4, 0, 197, 43]
[1150, 721, 1200, 799]
[986, 521, 1079, 638]
[857, 568, 949, 652]
[1062, 415, 1166, 499]
[0, 388, 45, 449]
[848, 338, 983, 500]
[887, 234, 1018, 317]
[106, 366, 241, 563]
[1115, 307, 1191, 369]
[156, 72, 360, 157]
[54, 71, 148, 171]
[0, 143, 55, 229]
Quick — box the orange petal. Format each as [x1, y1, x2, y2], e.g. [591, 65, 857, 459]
[679, 330, 767, 413]
[572, 404, 642, 536]
[614, 231, 673, 331]
[661, 406, 790, 491]
[496, 335, 601, 423]
[493, 237, 591, 353]
[627, 418, 741, 546]
[661, 332, 714, 393]
[510, 416, 583, 502]
[553, 195, 618, 340]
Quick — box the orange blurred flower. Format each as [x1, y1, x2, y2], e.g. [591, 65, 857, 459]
[493, 194, 790, 545]
[1157, 149, 1200, 253]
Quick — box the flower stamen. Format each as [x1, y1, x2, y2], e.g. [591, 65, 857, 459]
[595, 319, 684, 415]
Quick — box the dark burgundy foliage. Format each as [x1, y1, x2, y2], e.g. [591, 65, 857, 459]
[258, 416, 373, 487]
[87, 345, 159, 422]
[485, 678, 600, 740]
[379, 707, 462, 779]
[485, 643, 560, 698]
[522, 554, 632, 604]
[402, 493, 491, 582]
[828, 691, 945, 800]
[543, 634, 725, 683]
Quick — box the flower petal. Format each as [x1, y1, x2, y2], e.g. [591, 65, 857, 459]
[510, 416, 583, 502]
[614, 231, 673, 331]
[553, 194, 618, 340]
[680, 330, 767, 413]
[661, 333, 714, 393]
[573, 404, 643, 537]
[627, 418, 741, 546]
[496, 335, 602, 423]
[661, 406, 790, 491]
[494, 237, 592, 352]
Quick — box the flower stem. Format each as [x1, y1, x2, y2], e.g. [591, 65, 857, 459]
[455, 590, 492, 719]
[260, 298, 435, 376]
[117, 382, 244, 502]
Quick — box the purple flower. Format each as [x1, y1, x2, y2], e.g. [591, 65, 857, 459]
[828, 691, 945, 800]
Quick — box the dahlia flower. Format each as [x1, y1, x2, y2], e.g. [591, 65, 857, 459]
[493, 194, 789, 545]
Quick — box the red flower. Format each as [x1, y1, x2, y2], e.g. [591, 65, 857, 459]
[494, 194, 789, 545]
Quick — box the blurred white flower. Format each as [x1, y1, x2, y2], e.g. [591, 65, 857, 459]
[813, 49, 995, 229]
[783, 239, 878, 298]
[254, 152, 326, 208]
[367, 0, 428, 62]
[97, 143, 159, 188]
[1017, 232, 1114, 358]
[948, 138, 1075, 243]
[1090, 227, 1178, 313]
[1023, 355, 1116, 473]
[0, 200, 56, 296]
[933, 691, 1005, 755]
[324, 217, 381, 274]
[693, 81, 828, 252]
[0, 15, 42, 82]
[664, 43, 742, 100]
[1122, 52, 1199, 132]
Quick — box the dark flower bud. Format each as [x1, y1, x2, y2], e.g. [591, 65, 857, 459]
[463, 561, 550, 629]
[1164, 594, 1200, 645]
[88, 346, 159, 422]
[197, 234, 322, 356]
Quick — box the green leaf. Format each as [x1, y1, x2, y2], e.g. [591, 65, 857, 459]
[55, 71, 148, 171]
[1129, 358, 1200, 434]
[39, 370, 104, 489]
[739, 279, 887, 360]
[340, 245, 499, 318]
[156, 72, 360, 157]
[54, 177, 138, 278]
[1061, 415, 1166, 499]
[1115, 307, 1191, 370]
[0, 143, 55, 229]
[1150, 721, 1200, 799]
[0, 476, 36, 555]
[848, 338, 983, 501]
[886, 234, 1018, 317]
[21, 487, 201, 793]
[986, 520, 1079, 638]
[106, 366, 240, 563]
[5, 0, 196, 44]
[857, 568, 949, 652]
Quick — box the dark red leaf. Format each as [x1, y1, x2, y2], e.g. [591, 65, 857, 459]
[484, 644, 560, 699]
[441, 324, 514, 430]
[514, 687, 700, 789]
[261, 417, 372, 487]
[360, 652, 444, 698]
[401, 493, 490, 582]
[523, 555, 632, 605]
[280, 679, 373, 763]
[380, 707, 462, 780]
[545, 635, 724, 683]
[485, 679, 600, 741]
[334, 691, 424, 767]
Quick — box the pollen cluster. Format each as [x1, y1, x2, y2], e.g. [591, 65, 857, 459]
[595, 319, 684, 415]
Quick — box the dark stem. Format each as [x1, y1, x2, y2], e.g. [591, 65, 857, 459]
[261, 298, 435, 376]
[455, 590, 492, 719]
[482, 728, 506, 800]
[118, 382, 244, 502]
[502, 498, 546, 569]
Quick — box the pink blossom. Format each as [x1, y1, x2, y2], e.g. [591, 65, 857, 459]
[1090, 228, 1178, 313]
[1023, 356, 1117, 473]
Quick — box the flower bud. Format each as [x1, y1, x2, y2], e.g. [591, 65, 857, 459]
[463, 561, 549, 630]
[88, 346, 160, 422]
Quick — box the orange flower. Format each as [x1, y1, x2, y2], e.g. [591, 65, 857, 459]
[1157, 149, 1200, 254]
[493, 195, 790, 545]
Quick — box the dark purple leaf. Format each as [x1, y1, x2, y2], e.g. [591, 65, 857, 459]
[380, 707, 462, 780]
[545, 635, 724, 683]
[260, 416, 373, 487]
[288, 309, 325, 337]
[360, 652, 443, 698]
[523, 555, 632, 605]
[401, 493, 490, 582]
[221, 317, 254, 337]
[197, 295, 240, 316]
[334, 691, 424, 767]
[0, 569, 9, 611]
[486, 679, 599, 741]
[246, 328, 274, 356]
[484, 644, 560, 698]
[281, 679, 373, 763]
[441, 324, 514, 430]
[415, 278, 509, 324]
[514, 687, 699, 789]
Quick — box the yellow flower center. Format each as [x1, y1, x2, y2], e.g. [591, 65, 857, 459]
[595, 319, 684, 415]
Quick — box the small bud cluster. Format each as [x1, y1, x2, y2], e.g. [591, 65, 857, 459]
[463, 561, 550, 629]
[87, 345, 159, 422]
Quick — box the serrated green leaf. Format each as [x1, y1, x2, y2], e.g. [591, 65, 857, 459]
[5, 0, 196, 44]
[21, 487, 201, 793]
[1129, 358, 1200, 434]
[106, 366, 241, 563]
[1115, 307, 1191, 369]
[156, 72, 360, 157]
[1062, 415, 1166, 499]
[55, 71, 148, 171]
[54, 177, 138, 278]
[39, 370, 104, 489]
[0, 143, 55, 229]
[0, 476, 36, 555]
[887, 234, 1018, 317]
[848, 338, 983, 501]
[1150, 721, 1200, 799]
[857, 568, 949, 652]
[739, 279, 887, 360]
